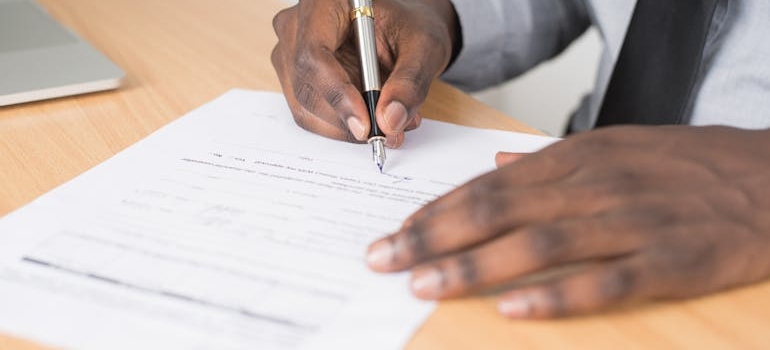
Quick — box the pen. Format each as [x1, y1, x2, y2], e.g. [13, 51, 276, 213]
[350, 0, 386, 173]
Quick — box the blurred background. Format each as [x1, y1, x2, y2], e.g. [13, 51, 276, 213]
[281, 0, 602, 137]
[472, 29, 601, 136]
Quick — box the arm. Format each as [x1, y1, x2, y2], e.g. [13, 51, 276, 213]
[443, 0, 592, 91]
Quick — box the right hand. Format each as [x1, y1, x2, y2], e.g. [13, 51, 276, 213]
[271, 0, 459, 148]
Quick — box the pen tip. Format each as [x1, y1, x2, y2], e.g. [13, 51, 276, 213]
[370, 137, 386, 174]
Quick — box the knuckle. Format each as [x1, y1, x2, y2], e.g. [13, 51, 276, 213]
[456, 253, 480, 287]
[294, 82, 319, 113]
[421, 29, 452, 59]
[293, 49, 319, 81]
[331, 2, 349, 32]
[600, 172, 642, 197]
[392, 65, 431, 98]
[323, 87, 346, 110]
[400, 220, 431, 264]
[467, 179, 509, 231]
[467, 180, 493, 205]
[623, 200, 680, 227]
[528, 225, 570, 264]
[404, 70, 431, 95]
[292, 49, 336, 113]
[600, 265, 639, 302]
[270, 46, 283, 70]
[272, 8, 293, 35]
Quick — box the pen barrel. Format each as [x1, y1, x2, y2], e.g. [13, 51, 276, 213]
[350, 0, 381, 92]
[363, 90, 384, 138]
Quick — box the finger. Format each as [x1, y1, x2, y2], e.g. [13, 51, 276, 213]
[385, 132, 405, 149]
[405, 113, 422, 131]
[497, 256, 649, 319]
[272, 7, 359, 142]
[272, 6, 295, 40]
[367, 176, 616, 273]
[296, 0, 350, 46]
[366, 185, 569, 272]
[376, 31, 451, 135]
[495, 152, 527, 168]
[384, 115, 421, 150]
[289, 1, 372, 140]
[407, 215, 647, 299]
[273, 46, 360, 142]
[291, 103, 356, 141]
[405, 147, 577, 226]
[383, 113, 422, 148]
[290, 47, 372, 140]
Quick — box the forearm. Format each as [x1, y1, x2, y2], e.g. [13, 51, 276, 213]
[442, 0, 591, 91]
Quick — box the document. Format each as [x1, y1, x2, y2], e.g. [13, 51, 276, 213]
[0, 90, 558, 349]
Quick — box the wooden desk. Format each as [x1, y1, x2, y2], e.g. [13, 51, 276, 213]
[0, 0, 767, 349]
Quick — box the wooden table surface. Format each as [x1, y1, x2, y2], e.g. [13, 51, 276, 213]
[0, 0, 768, 349]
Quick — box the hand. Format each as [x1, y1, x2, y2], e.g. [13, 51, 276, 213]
[271, 0, 459, 147]
[366, 126, 770, 319]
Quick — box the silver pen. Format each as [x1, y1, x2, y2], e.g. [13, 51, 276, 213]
[350, 0, 386, 172]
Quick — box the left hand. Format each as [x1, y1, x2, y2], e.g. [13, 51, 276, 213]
[366, 125, 770, 319]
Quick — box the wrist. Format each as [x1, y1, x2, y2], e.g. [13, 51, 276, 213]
[425, 0, 462, 70]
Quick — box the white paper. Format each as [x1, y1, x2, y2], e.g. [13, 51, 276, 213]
[0, 90, 558, 350]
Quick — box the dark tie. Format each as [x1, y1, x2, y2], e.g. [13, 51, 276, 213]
[595, 0, 720, 127]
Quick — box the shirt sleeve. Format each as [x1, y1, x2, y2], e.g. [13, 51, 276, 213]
[442, 0, 592, 91]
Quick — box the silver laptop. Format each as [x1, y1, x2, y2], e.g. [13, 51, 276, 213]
[0, 0, 124, 106]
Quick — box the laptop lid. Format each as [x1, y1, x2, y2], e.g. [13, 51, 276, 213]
[0, 0, 124, 106]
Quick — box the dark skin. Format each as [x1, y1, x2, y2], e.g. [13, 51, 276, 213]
[271, 0, 458, 147]
[273, 0, 770, 319]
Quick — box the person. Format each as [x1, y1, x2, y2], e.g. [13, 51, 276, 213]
[271, 0, 770, 319]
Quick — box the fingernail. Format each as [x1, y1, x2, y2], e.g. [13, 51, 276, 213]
[366, 240, 394, 269]
[411, 269, 443, 299]
[347, 116, 366, 141]
[498, 296, 532, 319]
[383, 101, 408, 132]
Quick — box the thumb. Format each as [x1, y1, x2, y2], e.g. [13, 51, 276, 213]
[376, 66, 430, 138]
[376, 39, 451, 137]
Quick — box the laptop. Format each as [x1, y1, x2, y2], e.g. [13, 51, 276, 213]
[0, 0, 124, 107]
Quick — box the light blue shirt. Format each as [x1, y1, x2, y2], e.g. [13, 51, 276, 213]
[443, 0, 770, 131]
